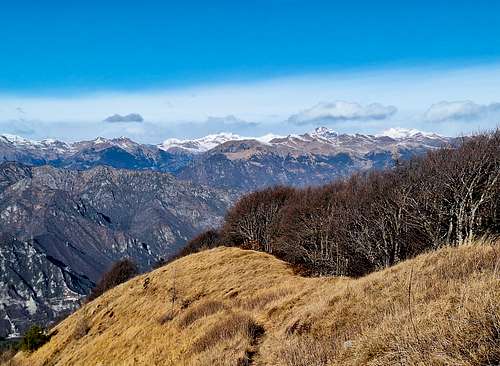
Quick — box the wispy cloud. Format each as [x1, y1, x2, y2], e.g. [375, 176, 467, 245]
[288, 101, 397, 125]
[204, 115, 258, 130]
[424, 100, 500, 122]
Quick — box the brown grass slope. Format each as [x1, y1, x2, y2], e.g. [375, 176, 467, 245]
[13, 241, 500, 366]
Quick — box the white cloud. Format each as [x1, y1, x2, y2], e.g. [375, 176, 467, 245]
[103, 113, 144, 123]
[1, 63, 500, 141]
[424, 101, 500, 122]
[288, 101, 397, 125]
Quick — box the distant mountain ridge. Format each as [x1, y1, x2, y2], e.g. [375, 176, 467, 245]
[1, 127, 447, 156]
[175, 127, 456, 191]
[0, 127, 456, 192]
[158, 127, 446, 154]
[0, 134, 189, 173]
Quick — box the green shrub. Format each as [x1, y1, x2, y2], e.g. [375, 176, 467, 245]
[19, 325, 49, 352]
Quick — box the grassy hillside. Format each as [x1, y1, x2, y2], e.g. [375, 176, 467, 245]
[12, 240, 500, 366]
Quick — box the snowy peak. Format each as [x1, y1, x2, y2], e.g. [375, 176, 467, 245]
[0, 133, 41, 146]
[72, 137, 147, 153]
[160, 132, 243, 153]
[1, 134, 32, 145]
[1, 134, 70, 150]
[158, 127, 450, 154]
[379, 128, 443, 140]
[92, 136, 109, 144]
[309, 127, 338, 140]
[109, 137, 141, 150]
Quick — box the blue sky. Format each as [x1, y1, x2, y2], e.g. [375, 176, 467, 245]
[2, 0, 499, 92]
[1, 1, 500, 141]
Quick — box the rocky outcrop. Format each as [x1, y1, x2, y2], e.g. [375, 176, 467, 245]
[0, 237, 93, 338]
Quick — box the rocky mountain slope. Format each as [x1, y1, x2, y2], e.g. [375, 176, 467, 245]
[0, 162, 231, 337]
[0, 135, 190, 173]
[14, 241, 500, 365]
[1, 128, 456, 192]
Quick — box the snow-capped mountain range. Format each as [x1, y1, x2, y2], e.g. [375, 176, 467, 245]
[158, 127, 446, 154]
[0, 126, 455, 192]
[160, 132, 282, 153]
[1, 126, 445, 155]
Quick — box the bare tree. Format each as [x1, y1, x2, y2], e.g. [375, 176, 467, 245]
[221, 186, 295, 253]
[209, 130, 500, 277]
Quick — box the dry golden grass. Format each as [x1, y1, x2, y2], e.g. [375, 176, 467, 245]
[11, 240, 500, 366]
[177, 300, 226, 328]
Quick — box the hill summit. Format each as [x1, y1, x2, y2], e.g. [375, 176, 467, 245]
[14, 241, 500, 366]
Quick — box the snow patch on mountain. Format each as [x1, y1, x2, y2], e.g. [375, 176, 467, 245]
[1, 134, 40, 146]
[254, 133, 284, 143]
[1, 134, 72, 152]
[308, 127, 339, 140]
[160, 132, 284, 153]
[160, 133, 242, 153]
[379, 128, 442, 139]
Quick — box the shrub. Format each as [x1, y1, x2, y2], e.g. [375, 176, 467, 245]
[19, 325, 49, 352]
[179, 229, 221, 257]
[0, 338, 21, 365]
[87, 259, 138, 302]
[72, 316, 90, 340]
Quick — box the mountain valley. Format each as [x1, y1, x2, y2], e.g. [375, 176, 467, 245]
[0, 163, 231, 336]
